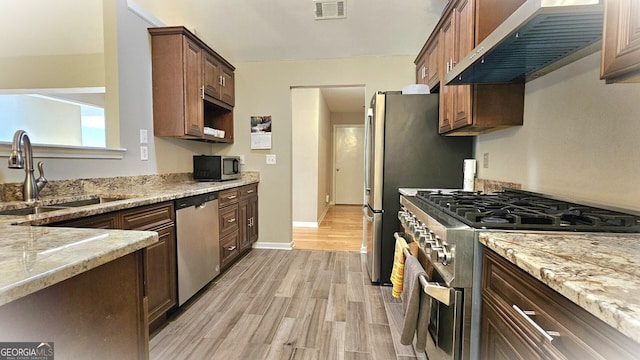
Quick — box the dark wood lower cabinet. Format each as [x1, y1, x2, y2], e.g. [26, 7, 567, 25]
[0, 251, 148, 360]
[219, 184, 258, 271]
[52, 202, 177, 333]
[481, 247, 640, 360]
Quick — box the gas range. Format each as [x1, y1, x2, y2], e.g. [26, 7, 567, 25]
[415, 189, 640, 232]
[398, 189, 640, 360]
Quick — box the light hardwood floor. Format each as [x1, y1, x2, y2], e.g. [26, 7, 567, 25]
[293, 205, 363, 252]
[150, 250, 424, 360]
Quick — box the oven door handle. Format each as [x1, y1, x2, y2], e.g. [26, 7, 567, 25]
[419, 276, 454, 306]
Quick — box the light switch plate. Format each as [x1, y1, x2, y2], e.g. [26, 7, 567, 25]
[140, 146, 149, 161]
[140, 129, 148, 144]
[266, 154, 276, 165]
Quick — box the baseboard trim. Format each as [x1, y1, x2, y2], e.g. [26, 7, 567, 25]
[292, 221, 318, 228]
[253, 241, 293, 250]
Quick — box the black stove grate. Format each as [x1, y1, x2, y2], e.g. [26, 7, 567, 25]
[415, 189, 640, 232]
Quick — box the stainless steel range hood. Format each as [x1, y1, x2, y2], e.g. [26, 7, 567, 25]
[445, 0, 604, 85]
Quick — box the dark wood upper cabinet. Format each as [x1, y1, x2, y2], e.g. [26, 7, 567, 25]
[601, 0, 640, 83]
[149, 26, 235, 143]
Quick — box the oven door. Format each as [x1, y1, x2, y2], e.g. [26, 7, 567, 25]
[424, 279, 464, 360]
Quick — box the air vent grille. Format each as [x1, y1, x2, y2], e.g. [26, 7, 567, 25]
[315, 0, 346, 20]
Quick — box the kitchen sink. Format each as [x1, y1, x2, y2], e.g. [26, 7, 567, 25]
[0, 206, 66, 216]
[0, 195, 141, 216]
[52, 196, 132, 207]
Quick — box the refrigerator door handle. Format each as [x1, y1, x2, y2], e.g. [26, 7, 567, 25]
[364, 113, 372, 192]
[363, 205, 372, 220]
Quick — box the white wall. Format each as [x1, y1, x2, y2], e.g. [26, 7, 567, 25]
[318, 91, 332, 220]
[226, 57, 415, 247]
[0, 0, 211, 184]
[292, 88, 320, 224]
[475, 52, 640, 211]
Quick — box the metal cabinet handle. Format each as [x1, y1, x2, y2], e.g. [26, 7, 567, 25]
[226, 245, 236, 251]
[219, 75, 224, 86]
[512, 305, 560, 342]
[247, 189, 254, 194]
[201, 85, 204, 99]
[227, 195, 237, 200]
[227, 218, 236, 223]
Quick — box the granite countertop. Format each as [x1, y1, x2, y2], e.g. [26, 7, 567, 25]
[0, 172, 259, 306]
[479, 231, 640, 343]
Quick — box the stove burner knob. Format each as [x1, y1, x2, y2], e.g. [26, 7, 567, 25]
[433, 235, 442, 247]
[437, 248, 453, 265]
[424, 241, 441, 254]
[417, 233, 428, 246]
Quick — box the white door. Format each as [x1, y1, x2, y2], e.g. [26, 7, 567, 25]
[334, 125, 365, 205]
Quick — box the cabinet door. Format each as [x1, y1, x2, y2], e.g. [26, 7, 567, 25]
[426, 38, 440, 89]
[480, 298, 544, 360]
[238, 198, 250, 251]
[416, 53, 428, 85]
[203, 52, 221, 99]
[220, 65, 235, 106]
[601, 0, 640, 83]
[451, 0, 473, 130]
[145, 224, 177, 327]
[439, 16, 455, 133]
[248, 194, 258, 243]
[121, 202, 176, 332]
[184, 37, 204, 137]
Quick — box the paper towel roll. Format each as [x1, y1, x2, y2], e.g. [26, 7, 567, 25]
[463, 159, 476, 191]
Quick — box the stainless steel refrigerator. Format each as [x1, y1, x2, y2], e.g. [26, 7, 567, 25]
[363, 91, 472, 284]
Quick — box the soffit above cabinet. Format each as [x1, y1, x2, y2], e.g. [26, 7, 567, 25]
[445, 0, 604, 84]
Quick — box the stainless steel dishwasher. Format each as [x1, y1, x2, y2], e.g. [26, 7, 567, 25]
[175, 192, 220, 306]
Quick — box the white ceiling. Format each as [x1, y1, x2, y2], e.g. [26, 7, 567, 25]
[1, 0, 447, 112]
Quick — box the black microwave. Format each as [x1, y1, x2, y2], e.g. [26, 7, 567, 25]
[193, 155, 241, 181]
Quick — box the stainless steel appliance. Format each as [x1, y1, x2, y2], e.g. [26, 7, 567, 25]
[175, 192, 220, 306]
[193, 155, 241, 181]
[363, 91, 472, 284]
[399, 189, 640, 360]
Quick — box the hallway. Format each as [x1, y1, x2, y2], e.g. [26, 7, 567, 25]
[293, 205, 363, 252]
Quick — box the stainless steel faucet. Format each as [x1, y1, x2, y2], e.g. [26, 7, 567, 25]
[8, 130, 48, 202]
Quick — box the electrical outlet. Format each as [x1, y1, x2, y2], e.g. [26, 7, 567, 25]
[326, 194, 330, 203]
[483, 153, 489, 168]
[266, 154, 276, 165]
[140, 129, 148, 144]
[239, 155, 245, 165]
[140, 146, 149, 161]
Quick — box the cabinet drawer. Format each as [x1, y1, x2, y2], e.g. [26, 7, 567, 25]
[482, 248, 640, 360]
[239, 183, 257, 198]
[220, 232, 239, 268]
[122, 202, 174, 230]
[52, 212, 119, 229]
[219, 203, 239, 237]
[219, 188, 239, 207]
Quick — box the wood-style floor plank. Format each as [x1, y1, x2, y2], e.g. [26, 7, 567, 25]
[293, 205, 363, 251]
[151, 205, 422, 359]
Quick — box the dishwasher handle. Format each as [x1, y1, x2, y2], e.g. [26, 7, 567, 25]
[175, 191, 219, 210]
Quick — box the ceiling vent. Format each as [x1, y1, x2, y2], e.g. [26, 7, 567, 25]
[314, 0, 346, 20]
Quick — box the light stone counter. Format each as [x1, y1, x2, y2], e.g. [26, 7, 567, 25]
[0, 172, 259, 306]
[479, 231, 640, 343]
